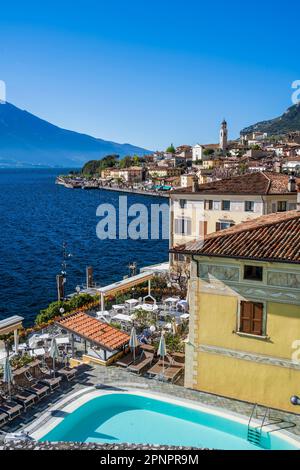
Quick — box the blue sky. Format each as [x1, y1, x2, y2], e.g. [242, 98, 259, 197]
[0, 0, 299, 149]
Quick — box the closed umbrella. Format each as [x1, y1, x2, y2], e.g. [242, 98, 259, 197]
[3, 357, 14, 400]
[158, 332, 167, 374]
[49, 338, 59, 378]
[129, 327, 139, 363]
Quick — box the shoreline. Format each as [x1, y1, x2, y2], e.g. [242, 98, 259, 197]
[56, 176, 170, 198]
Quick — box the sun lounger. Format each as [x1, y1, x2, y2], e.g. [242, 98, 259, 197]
[147, 358, 184, 383]
[1, 384, 36, 410]
[127, 352, 154, 374]
[57, 366, 77, 382]
[33, 366, 62, 392]
[0, 399, 23, 421]
[11, 386, 37, 410]
[24, 370, 51, 397]
[0, 410, 7, 428]
[116, 351, 135, 368]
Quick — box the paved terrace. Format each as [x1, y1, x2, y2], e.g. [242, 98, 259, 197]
[1, 364, 300, 445]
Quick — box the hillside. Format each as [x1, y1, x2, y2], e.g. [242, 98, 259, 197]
[0, 102, 150, 167]
[241, 104, 300, 136]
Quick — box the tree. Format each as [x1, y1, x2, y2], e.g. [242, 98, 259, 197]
[166, 144, 176, 154]
[203, 148, 215, 156]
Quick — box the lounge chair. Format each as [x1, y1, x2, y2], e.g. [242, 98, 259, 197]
[1, 385, 36, 411]
[0, 398, 23, 421]
[116, 351, 135, 368]
[127, 351, 154, 374]
[57, 366, 77, 382]
[0, 410, 8, 428]
[34, 365, 62, 392]
[147, 359, 184, 383]
[23, 370, 51, 398]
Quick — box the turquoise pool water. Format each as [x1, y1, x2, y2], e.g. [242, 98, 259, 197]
[41, 393, 299, 450]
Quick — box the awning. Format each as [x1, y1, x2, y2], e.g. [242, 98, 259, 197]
[98, 271, 154, 298]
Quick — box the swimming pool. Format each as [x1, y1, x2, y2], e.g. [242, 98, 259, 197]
[39, 392, 300, 450]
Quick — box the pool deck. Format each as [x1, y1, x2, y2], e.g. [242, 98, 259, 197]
[1, 364, 300, 445]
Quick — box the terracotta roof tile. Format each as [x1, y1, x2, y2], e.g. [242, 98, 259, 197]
[57, 312, 129, 351]
[171, 172, 300, 195]
[171, 211, 300, 264]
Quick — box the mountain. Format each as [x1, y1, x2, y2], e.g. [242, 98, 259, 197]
[0, 102, 150, 167]
[241, 104, 300, 136]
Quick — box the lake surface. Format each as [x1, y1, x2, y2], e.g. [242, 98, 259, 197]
[0, 169, 169, 325]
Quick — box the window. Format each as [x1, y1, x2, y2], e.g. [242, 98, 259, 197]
[277, 201, 287, 212]
[222, 200, 231, 211]
[179, 199, 187, 209]
[239, 301, 264, 336]
[245, 201, 255, 212]
[174, 217, 192, 235]
[216, 221, 235, 231]
[204, 200, 213, 210]
[244, 265, 263, 281]
[173, 253, 186, 262]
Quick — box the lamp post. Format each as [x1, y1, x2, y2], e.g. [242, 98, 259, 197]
[76, 285, 81, 295]
[291, 396, 300, 406]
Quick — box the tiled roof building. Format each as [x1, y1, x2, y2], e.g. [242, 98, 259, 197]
[171, 210, 300, 264]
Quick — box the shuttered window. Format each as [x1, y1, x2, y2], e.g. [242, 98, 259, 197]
[199, 221, 208, 237]
[174, 218, 192, 235]
[239, 301, 264, 336]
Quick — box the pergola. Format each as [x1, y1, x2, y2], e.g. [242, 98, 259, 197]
[97, 271, 155, 311]
[0, 315, 24, 357]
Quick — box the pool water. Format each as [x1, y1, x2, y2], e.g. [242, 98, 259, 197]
[41, 393, 299, 450]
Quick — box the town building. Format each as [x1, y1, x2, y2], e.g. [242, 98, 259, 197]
[108, 166, 144, 184]
[171, 209, 300, 413]
[169, 172, 299, 262]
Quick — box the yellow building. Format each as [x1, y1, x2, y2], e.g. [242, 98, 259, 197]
[171, 210, 300, 413]
[170, 172, 299, 264]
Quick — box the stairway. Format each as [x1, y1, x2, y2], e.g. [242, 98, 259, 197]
[247, 404, 296, 449]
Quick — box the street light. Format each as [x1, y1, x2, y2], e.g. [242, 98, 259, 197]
[59, 307, 65, 315]
[291, 396, 300, 406]
[76, 285, 81, 295]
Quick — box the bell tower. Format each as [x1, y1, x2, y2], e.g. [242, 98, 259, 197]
[220, 119, 228, 152]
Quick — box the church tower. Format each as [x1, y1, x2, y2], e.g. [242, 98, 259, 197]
[220, 119, 228, 152]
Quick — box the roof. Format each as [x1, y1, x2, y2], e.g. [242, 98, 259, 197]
[98, 271, 154, 297]
[170, 172, 300, 195]
[170, 211, 300, 264]
[0, 315, 24, 334]
[56, 312, 129, 351]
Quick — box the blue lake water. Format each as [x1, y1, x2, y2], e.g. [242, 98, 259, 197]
[0, 169, 169, 326]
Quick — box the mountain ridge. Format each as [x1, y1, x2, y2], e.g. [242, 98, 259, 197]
[241, 103, 300, 136]
[0, 102, 150, 167]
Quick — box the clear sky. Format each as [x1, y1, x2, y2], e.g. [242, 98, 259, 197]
[0, 0, 299, 150]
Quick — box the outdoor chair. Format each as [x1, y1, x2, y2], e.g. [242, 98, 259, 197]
[24, 370, 51, 397]
[56, 365, 77, 382]
[35, 364, 62, 391]
[0, 398, 23, 421]
[127, 351, 154, 374]
[1, 384, 36, 411]
[0, 410, 8, 428]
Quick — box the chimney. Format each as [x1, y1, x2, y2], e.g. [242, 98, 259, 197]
[297, 184, 300, 211]
[288, 175, 296, 192]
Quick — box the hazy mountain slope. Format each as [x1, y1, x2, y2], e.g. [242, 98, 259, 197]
[0, 102, 150, 167]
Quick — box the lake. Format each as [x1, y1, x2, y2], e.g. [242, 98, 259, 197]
[0, 169, 169, 326]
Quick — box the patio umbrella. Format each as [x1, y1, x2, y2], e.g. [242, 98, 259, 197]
[49, 338, 59, 378]
[129, 327, 139, 363]
[158, 332, 167, 374]
[3, 357, 14, 400]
